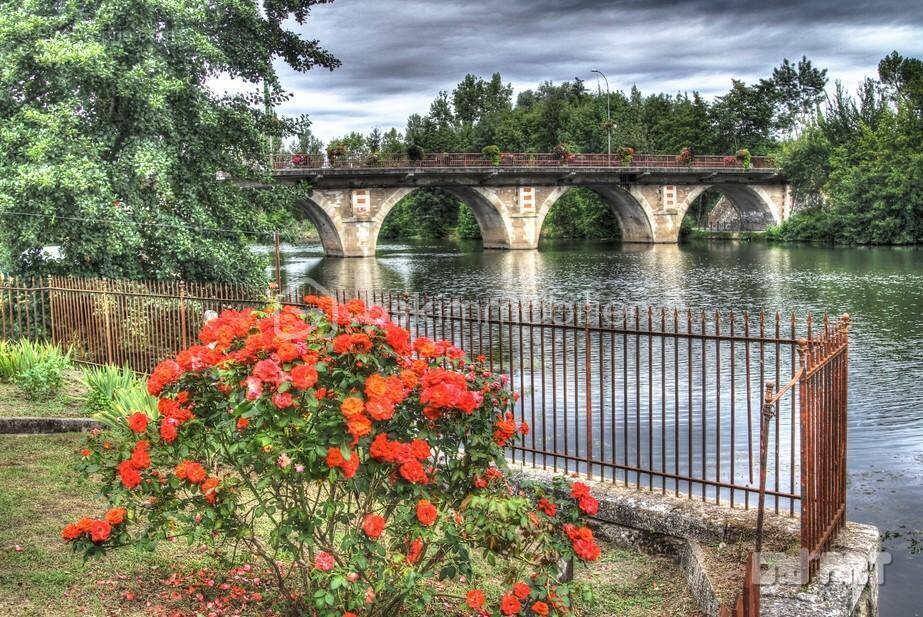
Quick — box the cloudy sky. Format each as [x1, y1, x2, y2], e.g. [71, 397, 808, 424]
[252, 0, 923, 142]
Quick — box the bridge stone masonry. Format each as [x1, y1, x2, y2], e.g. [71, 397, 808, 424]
[270, 153, 792, 257]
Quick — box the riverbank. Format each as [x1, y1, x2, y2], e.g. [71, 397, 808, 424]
[685, 228, 923, 246]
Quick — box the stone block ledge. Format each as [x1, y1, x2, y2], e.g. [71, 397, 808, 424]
[0, 416, 103, 434]
[507, 462, 879, 617]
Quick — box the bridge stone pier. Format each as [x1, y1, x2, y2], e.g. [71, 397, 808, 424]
[273, 162, 791, 257]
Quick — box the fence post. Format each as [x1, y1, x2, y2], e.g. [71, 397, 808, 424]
[46, 275, 55, 344]
[102, 279, 114, 365]
[179, 281, 188, 349]
[584, 303, 592, 479]
[273, 231, 282, 293]
[756, 381, 776, 555]
[796, 340, 811, 584]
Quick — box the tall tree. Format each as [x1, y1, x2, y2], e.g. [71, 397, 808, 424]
[293, 126, 325, 154]
[0, 0, 337, 282]
[766, 56, 828, 134]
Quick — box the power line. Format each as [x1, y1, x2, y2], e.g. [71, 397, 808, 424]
[0, 210, 281, 238]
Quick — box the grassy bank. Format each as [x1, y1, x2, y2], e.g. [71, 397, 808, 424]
[0, 432, 702, 616]
[0, 371, 85, 418]
[684, 229, 769, 242]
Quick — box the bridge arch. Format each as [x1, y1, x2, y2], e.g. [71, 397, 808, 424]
[678, 184, 780, 231]
[535, 184, 655, 243]
[293, 196, 348, 257]
[369, 186, 516, 253]
[437, 187, 515, 249]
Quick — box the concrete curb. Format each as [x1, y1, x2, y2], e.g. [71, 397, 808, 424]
[680, 539, 721, 617]
[0, 416, 103, 434]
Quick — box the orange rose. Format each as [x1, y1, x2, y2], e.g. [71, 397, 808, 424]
[340, 397, 365, 418]
[104, 507, 126, 525]
[416, 499, 438, 526]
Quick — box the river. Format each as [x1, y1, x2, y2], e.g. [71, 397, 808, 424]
[261, 238, 923, 615]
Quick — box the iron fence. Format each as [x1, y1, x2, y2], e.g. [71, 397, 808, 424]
[342, 291, 820, 515]
[0, 274, 50, 341]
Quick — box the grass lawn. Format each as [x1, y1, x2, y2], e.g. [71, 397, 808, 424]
[0, 371, 86, 419]
[0, 433, 703, 617]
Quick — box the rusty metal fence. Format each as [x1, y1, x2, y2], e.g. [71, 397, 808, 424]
[1, 276, 848, 588]
[798, 317, 849, 581]
[0, 274, 50, 341]
[349, 292, 842, 514]
[43, 276, 265, 369]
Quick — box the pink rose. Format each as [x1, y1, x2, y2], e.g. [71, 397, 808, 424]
[245, 376, 263, 400]
[272, 391, 293, 409]
[314, 551, 335, 571]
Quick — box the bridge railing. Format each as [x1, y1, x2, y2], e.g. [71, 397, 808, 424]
[273, 152, 777, 172]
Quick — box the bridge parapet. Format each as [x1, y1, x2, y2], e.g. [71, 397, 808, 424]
[276, 152, 778, 172]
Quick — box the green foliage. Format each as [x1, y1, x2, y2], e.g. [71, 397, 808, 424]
[455, 206, 483, 240]
[16, 358, 69, 400]
[407, 144, 425, 161]
[0, 340, 70, 381]
[80, 364, 156, 424]
[541, 189, 620, 240]
[736, 148, 752, 170]
[0, 0, 337, 283]
[618, 146, 634, 166]
[481, 145, 501, 166]
[776, 52, 923, 244]
[0, 341, 13, 382]
[0, 339, 72, 399]
[379, 189, 470, 240]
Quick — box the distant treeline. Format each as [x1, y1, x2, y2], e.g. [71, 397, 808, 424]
[294, 52, 922, 244]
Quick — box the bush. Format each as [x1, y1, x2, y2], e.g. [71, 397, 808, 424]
[16, 356, 69, 399]
[736, 148, 752, 170]
[406, 143, 424, 162]
[64, 297, 601, 616]
[81, 365, 158, 426]
[618, 146, 634, 166]
[553, 143, 573, 163]
[0, 340, 72, 399]
[481, 144, 502, 166]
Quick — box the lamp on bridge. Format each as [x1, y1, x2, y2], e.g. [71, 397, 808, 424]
[591, 69, 612, 158]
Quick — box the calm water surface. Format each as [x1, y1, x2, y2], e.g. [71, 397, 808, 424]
[265, 238, 923, 615]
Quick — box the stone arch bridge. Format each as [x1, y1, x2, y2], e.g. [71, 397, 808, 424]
[270, 153, 791, 257]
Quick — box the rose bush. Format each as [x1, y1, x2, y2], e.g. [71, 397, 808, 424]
[63, 296, 601, 616]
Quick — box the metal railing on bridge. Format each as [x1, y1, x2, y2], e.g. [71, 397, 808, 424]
[272, 152, 777, 172]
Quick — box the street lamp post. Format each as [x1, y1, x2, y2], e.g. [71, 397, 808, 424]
[591, 69, 611, 159]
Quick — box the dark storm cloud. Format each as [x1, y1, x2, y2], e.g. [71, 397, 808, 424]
[263, 0, 923, 140]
